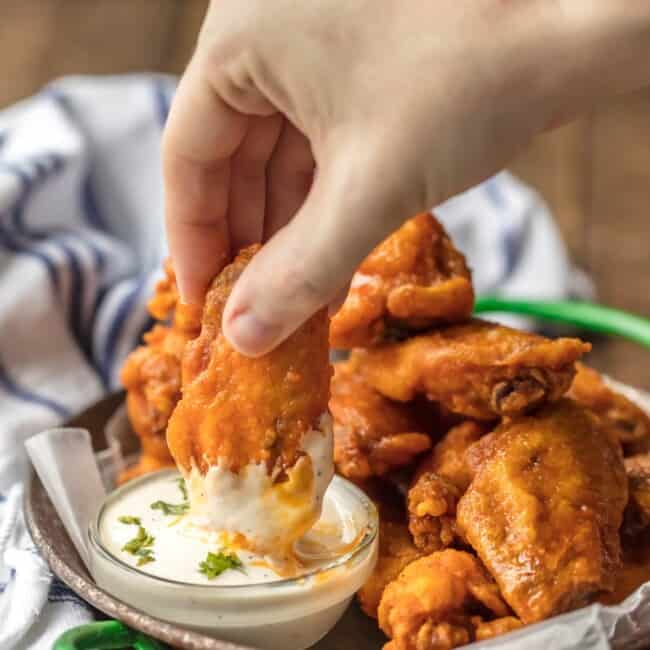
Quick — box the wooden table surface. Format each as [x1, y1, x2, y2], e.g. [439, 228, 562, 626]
[2, 0, 649, 390]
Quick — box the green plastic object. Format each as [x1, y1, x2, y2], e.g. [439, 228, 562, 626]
[52, 620, 168, 650]
[474, 297, 650, 349]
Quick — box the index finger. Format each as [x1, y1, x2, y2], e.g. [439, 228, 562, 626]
[162, 59, 249, 304]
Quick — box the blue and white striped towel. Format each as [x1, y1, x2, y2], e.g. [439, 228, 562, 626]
[0, 74, 590, 649]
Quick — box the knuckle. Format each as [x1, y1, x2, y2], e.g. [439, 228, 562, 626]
[199, 24, 244, 71]
[202, 41, 271, 113]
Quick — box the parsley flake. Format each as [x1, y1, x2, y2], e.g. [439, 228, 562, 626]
[134, 548, 155, 566]
[118, 515, 141, 526]
[151, 478, 190, 517]
[198, 551, 245, 580]
[150, 500, 189, 516]
[176, 477, 188, 501]
[122, 526, 155, 566]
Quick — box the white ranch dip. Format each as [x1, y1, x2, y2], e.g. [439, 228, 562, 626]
[100, 469, 364, 584]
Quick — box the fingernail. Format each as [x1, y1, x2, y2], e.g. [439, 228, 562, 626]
[224, 308, 283, 357]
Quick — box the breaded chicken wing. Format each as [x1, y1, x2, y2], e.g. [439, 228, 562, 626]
[457, 400, 628, 623]
[147, 257, 182, 321]
[166, 245, 333, 553]
[378, 550, 510, 650]
[416, 421, 488, 495]
[331, 360, 435, 480]
[622, 454, 650, 537]
[569, 363, 650, 455]
[119, 260, 201, 483]
[599, 527, 650, 606]
[473, 617, 523, 641]
[350, 319, 590, 420]
[330, 213, 474, 349]
[408, 422, 487, 553]
[358, 519, 423, 619]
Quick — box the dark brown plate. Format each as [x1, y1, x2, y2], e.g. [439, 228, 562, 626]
[24, 394, 386, 650]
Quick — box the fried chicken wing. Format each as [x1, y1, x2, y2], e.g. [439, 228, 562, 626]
[166, 245, 333, 553]
[600, 529, 650, 606]
[330, 213, 474, 349]
[350, 319, 590, 420]
[569, 363, 650, 455]
[147, 257, 181, 321]
[331, 360, 436, 480]
[355, 478, 423, 619]
[407, 473, 458, 557]
[622, 454, 650, 537]
[358, 519, 423, 619]
[408, 422, 487, 553]
[456, 400, 628, 623]
[473, 617, 523, 641]
[378, 550, 510, 650]
[119, 260, 201, 483]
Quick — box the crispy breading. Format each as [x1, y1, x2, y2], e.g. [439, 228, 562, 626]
[600, 529, 650, 606]
[358, 519, 423, 619]
[330, 213, 473, 349]
[119, 261, 201, 483]
[421, 421, 487, 493]
[166, 245, 331, 475]
[378, 550, 509, 650]
[331, 360, 436, 480]
[350, 319, 590, 420]
[569, 363, 650, 455]
[473, 617, 523, 641]
[408, 422, 487, 553]
[457, 400, 628, 623]
[622, 453, 650, 537]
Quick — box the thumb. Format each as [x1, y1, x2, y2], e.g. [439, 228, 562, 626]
[222, 139, 422, 356]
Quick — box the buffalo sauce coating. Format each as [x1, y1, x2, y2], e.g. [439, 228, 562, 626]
[330, 212, 474, 348]
[167, 245, 331, 475]
[119, 261, 202, 484]
[600, 529, 650, 605]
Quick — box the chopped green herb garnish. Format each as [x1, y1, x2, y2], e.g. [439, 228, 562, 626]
[150, 500, 189, 516]
[118, 515, 141, 526]
[198, 550, 245, 580]
[176, 477, 188, 501]
[122, 525, 155, 565]
[135, 548, 155, 566]
[152, 479, 190, 517]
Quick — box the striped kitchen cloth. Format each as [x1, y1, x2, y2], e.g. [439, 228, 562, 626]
[0, 74, 589, 649]
[0, 74, 174, 650]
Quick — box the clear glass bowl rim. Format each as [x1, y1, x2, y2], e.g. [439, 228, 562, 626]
[88, 468, 379, 591]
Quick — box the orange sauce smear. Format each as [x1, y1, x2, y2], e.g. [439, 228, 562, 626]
[223, 523, 368, 582]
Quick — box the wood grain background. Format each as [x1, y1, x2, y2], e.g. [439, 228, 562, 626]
[2, 0, 649, 388]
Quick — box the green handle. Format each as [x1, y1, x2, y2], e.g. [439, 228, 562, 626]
[53, 620, 168, 650]
[474, 297, 650, 349]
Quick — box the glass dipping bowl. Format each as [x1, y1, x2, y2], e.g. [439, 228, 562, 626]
[88, 469, 378, 650]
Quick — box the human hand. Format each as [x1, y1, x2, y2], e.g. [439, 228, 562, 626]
[163, 0, 650, 356]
